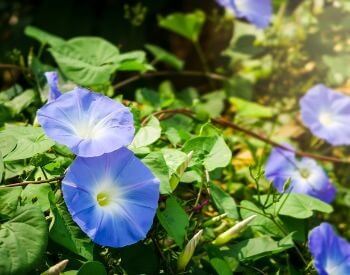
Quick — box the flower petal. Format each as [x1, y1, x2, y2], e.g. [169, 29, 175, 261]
[45, 71, 62, 102]
[309, 223, 350, 275]
[62, 147, 160, 247]
[37, 87, 135, 157]
[300, 84, 350, 146]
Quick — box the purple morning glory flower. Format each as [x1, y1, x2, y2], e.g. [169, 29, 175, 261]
[216, 0, 272, 29]
[37, 87, 134, 157]
[309, 223, 350, 275]
[300, 84, 350, 146]
[62, 147, 160, 248]
[45, 71, 62, 102]
[265, 146, 336, 203]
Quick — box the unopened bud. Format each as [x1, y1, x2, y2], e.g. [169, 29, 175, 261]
[212, 215, 256, 246]
[203, 213, 228, 227]
[43, 259, 69, 275]
[177, 230, 203, 271]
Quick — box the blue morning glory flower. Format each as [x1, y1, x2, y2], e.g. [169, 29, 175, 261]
[300, 84, 350, 146]
[62, 147, 160, 248]
[216, 0, 272, 29]
[37, 87, 134, 157]
[309, 223, 350, 275]
[45, 71, 62, 102]
[265, 146, 336, 203]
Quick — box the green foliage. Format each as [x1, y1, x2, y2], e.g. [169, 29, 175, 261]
[0, 206, 48, 275]
[157, 197, 189, 247]
[1, 1, 349, 273]
[145, 44, 184, 70]
[159, 11, 206, 42]
[0, 125, 55, 161]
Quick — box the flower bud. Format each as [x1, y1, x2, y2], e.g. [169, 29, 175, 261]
[177, 230, 203, 272]
[212, 215, 256, 246]
[203, 213, 228, 227]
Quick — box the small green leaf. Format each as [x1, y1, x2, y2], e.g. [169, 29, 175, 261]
[145, 44, 184, 70]
[183, 136, 232, 171]
[22, 183, 53, 212]
[24, 25, 65, 47]
[0, 206, 48, 275]
[49, 195, 93, 260]
[159, 11, 206, 42]
[49, 37, 120, 86]
[157, 197, 189, 247]
[210, 183, 239, 219]
[229, 97, 274, 118]
[0, 187, 22, 216]
[5, 89, 36, 115]
[224, 235, 294, 261]
[142, 151, 171, 194]
[77, 261, 107, 275]
[261, 193, 333, 219]
[1, 125, 55, 161]
[0, 135, 17, 157]
[131, 116, 161, 148]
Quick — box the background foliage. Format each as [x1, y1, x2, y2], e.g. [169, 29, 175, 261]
[1, 0, 350, 274]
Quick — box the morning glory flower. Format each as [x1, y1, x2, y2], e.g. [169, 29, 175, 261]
[300, 84, 350, 146]
[37, 87, 134, 157]
[45, 71, 62, 102]
[265, 146, 336, 203]
[62, 147, 160, 247]
[216, 0, 272, 29]
[309, 223, 350, 275]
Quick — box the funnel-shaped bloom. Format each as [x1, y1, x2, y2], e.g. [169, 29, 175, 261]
[62, 147, 160, 247]
[300, 84, 350, 146]
[45, 71, 62, 102]
[217, 0, 272, 29]
[265, 146, 336, 203]
[309, 223, 350, 275]
[37, 87, 134, 157]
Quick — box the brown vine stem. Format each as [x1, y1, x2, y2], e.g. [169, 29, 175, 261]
[113, 70, 228, 90]
[1, 176, 63, 188]
[145, 108, 350, 164]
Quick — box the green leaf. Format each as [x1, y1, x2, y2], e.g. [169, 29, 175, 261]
[131, 116, 161, 148]
[229, 97, 274, 118]
[162, 149, 190, 191]
[77, 261, 107, 275]
[0, 135, 17, 157]
[142, 151, 171, 194]
[159, 11, 206, 42]
[210, 183, 238, 219]
[24, 25, 65, 47]
[323, 54, 350, 85]
[157, 197, 189, 247]
[115, 51, 152, 72]
[49, 195, 93, 260]
[0, 187, 22, 216]
[0, 206, 48, 275]
[224, 235, 294, 262]
[0, 152, 3, 183]
[145, 44, 184, 70]
[49, 37, 120, 86]
[5, 89, 36, 115]
[22, 183, 53, 212]
[261, 193, 333, 219]
[183, 136, 232, 171]
[195, 91, 226, 118]
[1, 125, 55, 161]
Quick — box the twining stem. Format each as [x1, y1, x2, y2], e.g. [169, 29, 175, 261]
[143, 108, 349, 164]
[113, 70, 227, 90]
[1, 176, 63, 188]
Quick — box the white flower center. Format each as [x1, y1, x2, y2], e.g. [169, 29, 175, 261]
[74, 119, 105, 140]
[319, 112, 334, 127]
